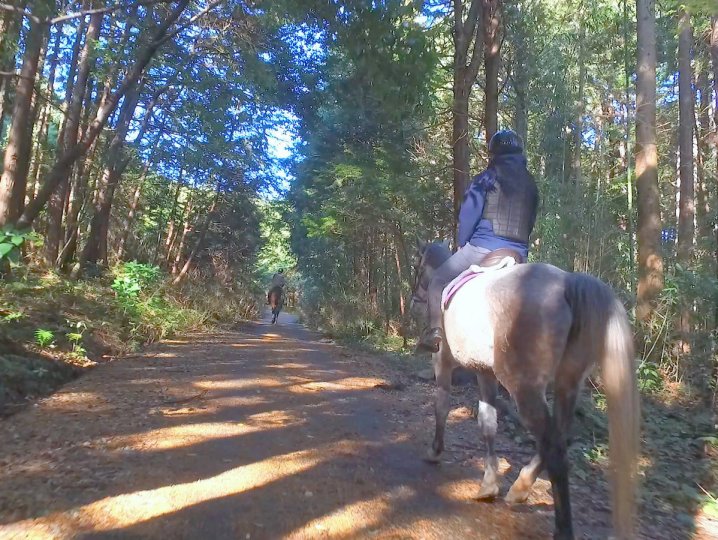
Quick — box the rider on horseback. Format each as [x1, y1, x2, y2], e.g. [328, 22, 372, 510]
[418, 130, 539, 353]
[267, 269, 286, 304]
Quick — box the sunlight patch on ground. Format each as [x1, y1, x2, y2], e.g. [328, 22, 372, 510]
[43, 391, 106, 413]
[434, 478, 481, 502]
[207, 395, 270, 409]
[285, 485, 416, 539]
[194, 377, 286, 390]
[0, 447, 336, 537]
[111, 413, 302, 452]
[292, 377, 388, 393]
[264, 362, 312, 370]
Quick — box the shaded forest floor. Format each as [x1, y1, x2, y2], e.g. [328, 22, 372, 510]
[0, 269, 257, 416]
[0, 312, 715, 539]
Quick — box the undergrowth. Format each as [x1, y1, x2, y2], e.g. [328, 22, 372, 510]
[0, 262, 259, 414]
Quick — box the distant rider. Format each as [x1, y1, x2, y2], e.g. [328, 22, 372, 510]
[268, 269, 286, 304]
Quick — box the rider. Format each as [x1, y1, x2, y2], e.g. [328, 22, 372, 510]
[268, 269, 286, 304]
[417, 129, 539, 352]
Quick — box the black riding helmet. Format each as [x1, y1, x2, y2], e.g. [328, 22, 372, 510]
[488, 129, 524, 156]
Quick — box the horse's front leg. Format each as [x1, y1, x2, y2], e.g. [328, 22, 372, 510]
[476, 371, 500, 500]
[426, 345, 452, 463]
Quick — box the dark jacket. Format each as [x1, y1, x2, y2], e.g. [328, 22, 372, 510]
[457, 153, 538, 260]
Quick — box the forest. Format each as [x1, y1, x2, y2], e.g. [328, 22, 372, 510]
[0, 0, 717, 533]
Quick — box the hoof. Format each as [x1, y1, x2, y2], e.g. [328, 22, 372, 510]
[476, 483, 499, 501]
[504, 485, 530, 504]
[424, 449, 441, 464]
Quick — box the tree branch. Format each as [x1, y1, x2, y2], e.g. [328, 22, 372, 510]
[462, 0, 482, 48]
[1, 0, 171, 25]
[467, 22, 484, 81]
[0, 3, 41, 24]
[0, 71, 35, 80]
[50, 0, 171, 25]
[453, 0, 465, 52]
[156, 0, 224, 46]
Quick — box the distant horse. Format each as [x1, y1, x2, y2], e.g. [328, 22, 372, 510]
[268, 286, 283, 324]
[410, 241, 639, 540]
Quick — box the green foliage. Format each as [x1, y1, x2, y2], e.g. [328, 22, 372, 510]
[65, 321, 87, 359]
[702, 494, 718, 519]
[0, 228, 41, 264]
[34, 329, 54, 349]
[582, 441, 609, 464]
[1, 311, 24, 323]
[637, 360, 664, 393]
[255, 200, 297, 279]
[112, 262, 162, 299]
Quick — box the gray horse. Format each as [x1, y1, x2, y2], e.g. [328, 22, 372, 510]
[411, 241, 639, 540]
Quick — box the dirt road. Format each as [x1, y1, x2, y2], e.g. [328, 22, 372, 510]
[0, 312, 701, 539]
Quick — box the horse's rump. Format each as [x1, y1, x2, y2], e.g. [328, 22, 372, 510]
[443, 263, 571, 371]
[413, 241, 638, 537]
[268, 285, 283, 302]
[442, 262, 638, 537]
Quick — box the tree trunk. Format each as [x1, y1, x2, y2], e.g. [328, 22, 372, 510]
[635, 0, 663, 323]
[96, 4, 138, 116]
[0, 5, 49, 226]
[81, 79, 144, 267]
[482, 0, 500, 142]
[0, 1, 27, 140]
[57, 4, 88, 141]
[709, 17, 718, 330]
[59, 76, 102, 267]
[163, 178, 183, 264]
[571, 15, 586, 271]
[28, 23, 64, 204]
[452, 0, 484, 242]
[393, 238, 407, 348]
[623, 0, 635, 283]
[512, 21, 528, 144]
[116, 169, 146, 261]
[16, 0, 191, 230]
[27, 27, 49, 179]
[695, 64, 710, 240]
[171, 195, 194, 275]
[677, 10, 694, 265]
[46, 12, 101, 263]
[676, 10, 694, 355]
[172, 190, 219, 286]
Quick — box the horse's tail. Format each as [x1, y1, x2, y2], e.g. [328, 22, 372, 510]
[565, 274, 639, 539]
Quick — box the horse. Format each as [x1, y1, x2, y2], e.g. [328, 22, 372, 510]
[410, 241, 639, 540]
[268, 285, 283, 324]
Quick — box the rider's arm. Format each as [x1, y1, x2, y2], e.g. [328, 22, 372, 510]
[457, 178, 486, 247]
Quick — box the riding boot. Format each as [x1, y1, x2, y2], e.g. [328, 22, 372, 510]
[417, 327, 443, 353]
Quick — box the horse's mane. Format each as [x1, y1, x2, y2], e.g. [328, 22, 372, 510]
[424, 242, 451, 269]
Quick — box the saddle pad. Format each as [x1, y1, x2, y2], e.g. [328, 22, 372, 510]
[441, 256, 517, 310]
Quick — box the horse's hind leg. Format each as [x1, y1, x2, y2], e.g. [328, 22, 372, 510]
[505, 453, 542, 504]
[476, 371, 500, 500]
[512, 387, 574, 540]
[425, 345, 452, 463]
[505, 387, 549, 505]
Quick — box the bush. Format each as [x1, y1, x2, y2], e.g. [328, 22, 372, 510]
[111, 262, 162, 299]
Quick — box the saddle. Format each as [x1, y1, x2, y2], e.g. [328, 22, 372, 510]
[477, 247, 523, 267]
[441, 248, 523, 310]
